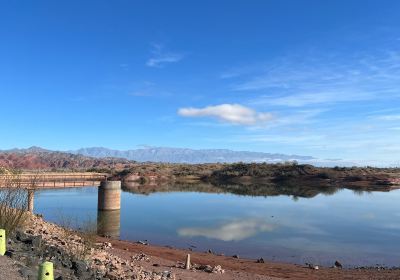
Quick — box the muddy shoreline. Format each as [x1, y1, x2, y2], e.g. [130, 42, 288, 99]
[101, 236, 400, 280]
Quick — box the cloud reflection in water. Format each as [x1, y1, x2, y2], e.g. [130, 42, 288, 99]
[178, 219, 277, 241]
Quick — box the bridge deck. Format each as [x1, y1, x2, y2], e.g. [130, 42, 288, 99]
[0, 173, 109, 189]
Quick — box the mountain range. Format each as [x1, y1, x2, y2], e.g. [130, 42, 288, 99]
[69, 147, 315, 164]
[3, 146, 397, 167]
[1, 146, 315, 164]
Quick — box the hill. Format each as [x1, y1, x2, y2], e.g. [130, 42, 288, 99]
[0, 147, 132, 170]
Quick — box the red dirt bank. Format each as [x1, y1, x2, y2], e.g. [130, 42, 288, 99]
[101, 237, 400, 280]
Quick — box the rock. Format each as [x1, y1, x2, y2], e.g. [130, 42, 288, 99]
[72, 260, 90, 278]
[198, 265, 213, 273]
[102, 242, 112, 249]
[212, 265, 225, 274]
[15, 231, 42, 247]
[306, 263, 319, 270]
[334, 260, 343, 269]
[18, 265, 35, 279]
[5, 250, 15, 258]
[4, 214, 159, 280]
[132, 253, 150, 261]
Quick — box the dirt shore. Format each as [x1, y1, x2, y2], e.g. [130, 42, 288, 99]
[101, 237, 400, 280]
[3, 212, 400, 280]
[0, 256, 23, 280]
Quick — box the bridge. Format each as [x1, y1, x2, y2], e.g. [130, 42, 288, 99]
[0, 176, 121, 238]
[0, 172, 109, 188]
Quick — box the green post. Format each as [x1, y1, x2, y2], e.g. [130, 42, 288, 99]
[0, 229, 5, 256]
[38, 261, 54, 280]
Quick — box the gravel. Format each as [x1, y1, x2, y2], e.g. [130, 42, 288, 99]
[0, 256, 24, 280]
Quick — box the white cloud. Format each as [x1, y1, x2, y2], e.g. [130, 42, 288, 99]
[178, 104, 273, 126]
[146, 44, 184, 68]
[146, 54, 183, 67]
[178, 219, 276, 241]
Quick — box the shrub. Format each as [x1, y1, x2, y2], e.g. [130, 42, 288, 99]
[0, 174, 29, 234]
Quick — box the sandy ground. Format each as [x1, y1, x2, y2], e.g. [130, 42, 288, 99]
[0, 256, 23, 280]
[100, 238, 400, 280]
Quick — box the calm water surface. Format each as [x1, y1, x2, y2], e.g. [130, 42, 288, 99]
[33, 186, 400, 267]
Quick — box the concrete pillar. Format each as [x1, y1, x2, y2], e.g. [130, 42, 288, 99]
[97, 209, 121, 238]
[27, 189, 34, 212]
[98, 181, 121, 211]
[97, 181, 121, 238]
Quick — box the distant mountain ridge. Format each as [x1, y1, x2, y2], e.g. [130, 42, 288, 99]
[1, 146, 397, 167]
[0, 146, 132, 170]
[69, 147, 315, 164]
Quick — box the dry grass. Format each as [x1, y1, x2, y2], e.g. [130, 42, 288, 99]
[0, 172, 29, 234]
[55, 211, 98, 260]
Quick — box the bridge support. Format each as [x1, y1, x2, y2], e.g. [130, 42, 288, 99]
[98, 181, 121, 210]
[97, 181, 121, 238]
[27, 189, 34, 212]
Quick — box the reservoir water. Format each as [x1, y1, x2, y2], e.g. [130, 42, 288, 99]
[32, 184, 400, 267]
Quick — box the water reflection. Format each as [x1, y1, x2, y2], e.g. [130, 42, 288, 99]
[32, 184, 400, 267]
[178, 219, 277, 241]
[123, 181, 343, 198]
[97, 210, 121, 238]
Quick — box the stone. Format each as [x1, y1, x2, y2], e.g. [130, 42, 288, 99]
[198, 265, 213, 273]
[18, 266, 35, 279]
[212, 265, 225, 274]
[3, 214, 159, 280]
[5, 250, 15, 258]
[132, 253, 150, 261]
[72, 260, 89, 278]
[335, 260, 343, 269]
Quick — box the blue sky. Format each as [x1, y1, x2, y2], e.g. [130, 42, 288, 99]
[0, 0, 399, 165]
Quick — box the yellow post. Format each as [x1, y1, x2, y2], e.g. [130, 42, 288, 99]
[0, 229, 5, 255]
[38, 261, 54, 280]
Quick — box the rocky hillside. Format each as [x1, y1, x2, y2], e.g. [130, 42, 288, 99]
[206, 163, 400, 189]
[0, 147, 133, 170]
